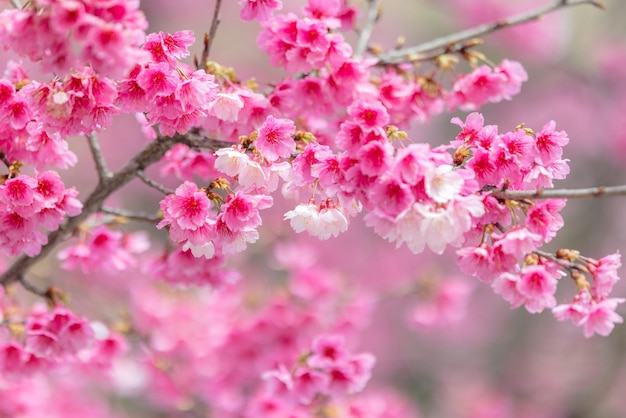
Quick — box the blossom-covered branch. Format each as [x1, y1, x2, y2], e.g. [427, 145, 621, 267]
[0, 133, 226, 288]
[376, 0, 605, 64]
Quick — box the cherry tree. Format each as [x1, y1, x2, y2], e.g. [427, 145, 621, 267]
[0, 0, 624, 416]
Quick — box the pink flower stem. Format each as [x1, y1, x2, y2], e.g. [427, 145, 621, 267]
[376, 0, 605, 65]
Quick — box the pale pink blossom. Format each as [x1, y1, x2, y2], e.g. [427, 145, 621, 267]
[208, 92, 244, 122]
[580, 298, 625, 338]
[424, 165, 464, 203]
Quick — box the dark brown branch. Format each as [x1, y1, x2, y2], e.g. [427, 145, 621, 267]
[376, 0, 604, 65]
[0, 153, 11, 170]
[490, 185, 626, 201]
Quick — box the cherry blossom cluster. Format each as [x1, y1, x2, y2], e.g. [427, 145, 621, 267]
[257, 6, 355, 75]
[157, 179, 273, 260]
[128, 258, 372, 416]
[117, 31, 221, 136]
[0, 171, 81, 257]
[448, 59, 529, 111]
[448, 113, 623, 336]
[454, 113, 570, 277]
[262, 335, 375, 406]
[0, 299, 124, 378]
[552, 251, 624, 337]
[58, 222, 149, 274]
[25, 67, 119, 137]
[0, 65, 77, 169]
[148, 246, 239, 287]
[0, 0, 149, 78]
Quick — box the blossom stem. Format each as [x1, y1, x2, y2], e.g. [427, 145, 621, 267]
[355, 0, 382, 59]
[86, 133, 111, 182]
[136, 170, 175, 195]
[10, 0, 21, 9]
[491, 185, 626, 201]
[18, 275, 48, 298]
[376, 0, 604, 64]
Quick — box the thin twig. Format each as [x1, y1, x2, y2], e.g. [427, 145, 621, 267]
[0, 153, 11, 170]
[355, 0, 382, 59]
[86, 133, 111, 182]
[199, 0, 223, 69]
[18, 276, 48, 298]
[376, 0, 604, 65]
[10, 0, 22, 9]
[101, 207, 162, 224]
[490, 185, 626, 201]
[136, 171, 175, 195]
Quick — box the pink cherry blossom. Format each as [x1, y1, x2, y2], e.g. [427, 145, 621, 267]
[580, 298, 625, 338]
[240, 0, 283, 22]
[255, 115, 296, 162]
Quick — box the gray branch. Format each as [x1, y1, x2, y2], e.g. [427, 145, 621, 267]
[355, 0, 382, 59]
[490, 185, 626, 201]
[376, 0, 604, 65]
[136, 170, 175, 195]
[86, 133, 111, 182]
[101, 207, 162, 224]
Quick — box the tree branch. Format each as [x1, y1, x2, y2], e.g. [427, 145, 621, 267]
[136, 170, 175, 195]
[355, 0, 382, 59]
[0, 152, 11, 170]
[101, 207, 162, 224]
[86, 133, 111, 182]
[199, 0, 223, 69]
[490, 185, 626, 201]
[10, 0, 22, 9]
[18, 275, 49, 298]
[376, 0, 605, 65]
[0, 133, 230, 288]
[0, 136, 171, 287]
